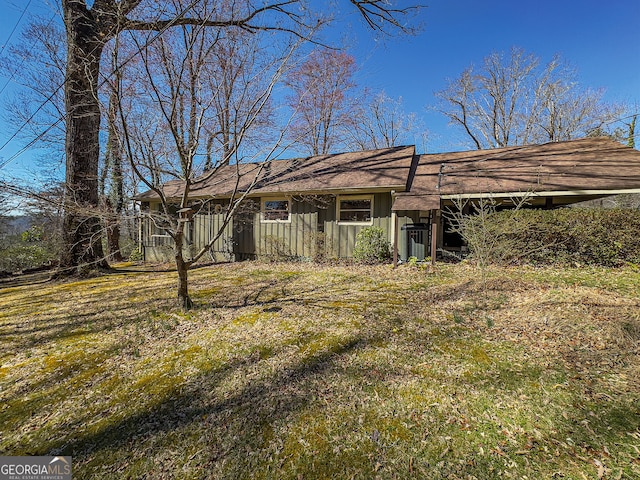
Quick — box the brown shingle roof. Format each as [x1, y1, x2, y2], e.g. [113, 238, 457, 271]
[136, 138, 640, 208]
[410, 137, 640, 198]
[136, 145, 416, 201]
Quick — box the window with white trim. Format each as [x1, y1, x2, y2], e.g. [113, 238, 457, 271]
[338, 196, 373, 223]
[261, 198, 291, 222]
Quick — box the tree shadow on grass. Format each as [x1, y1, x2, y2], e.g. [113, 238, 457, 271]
[0, 270, 53, 289]
[442, 336, 640, 477]
[40, 336, 370, 471]
[0, 299, 172, 356]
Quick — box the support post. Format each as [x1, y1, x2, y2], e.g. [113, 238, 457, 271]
[392, 211, 399, 268]
[545, 197, 554, 209]
[430, 209, 439, 265]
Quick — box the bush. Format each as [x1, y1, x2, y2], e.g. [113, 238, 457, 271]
[0, 243, 53, 273]
[0, 223, 59, 273]
[353, 226, 391, 264]
[466, 208, 640, 267]
[128, 247, 144, 262]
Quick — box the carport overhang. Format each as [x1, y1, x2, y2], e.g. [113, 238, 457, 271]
[391, 194, 442, 267]
[391, 187, 640, 267]
[391, 193, 441, 212]
[441, 188, 640, 208]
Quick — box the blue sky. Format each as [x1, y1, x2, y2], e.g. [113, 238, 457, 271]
[0, 0, 638, 183]
[340, 0, 640, 151]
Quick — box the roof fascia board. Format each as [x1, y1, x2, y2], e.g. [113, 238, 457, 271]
[441, 188, 640, 200]
[157, 185, 409, 201]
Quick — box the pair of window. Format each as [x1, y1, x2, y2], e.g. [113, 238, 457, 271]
[261, 196, 373, 223]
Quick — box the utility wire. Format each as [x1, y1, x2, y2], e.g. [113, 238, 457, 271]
[0, 0, 33, 57]
[603, 113, 639, 126]
[0, 12, 58, 97]
[0, 0, 209, 169]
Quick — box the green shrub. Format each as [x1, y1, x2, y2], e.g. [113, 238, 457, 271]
[353, 226, 391, 264]
[470, 208, 640, 266]
[21, 225, 44, 243]
[128, 247, 144, 262]
[0, 244, 52, 272]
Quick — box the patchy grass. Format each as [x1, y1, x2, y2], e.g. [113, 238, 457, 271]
[1, 262, 639, 479]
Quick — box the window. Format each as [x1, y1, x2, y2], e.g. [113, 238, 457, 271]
[262, 199, 291, 222]
[338, 196, 373, 223]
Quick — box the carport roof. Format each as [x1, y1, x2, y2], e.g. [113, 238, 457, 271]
[409, 137, 640, 199]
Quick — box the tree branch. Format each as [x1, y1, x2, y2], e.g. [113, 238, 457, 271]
[123, 1, 302, 33]
[349, 0, 421, 33]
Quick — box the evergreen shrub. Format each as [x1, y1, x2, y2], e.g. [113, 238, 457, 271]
[353, 226, 391, 264]
[471, 208, 640, 266]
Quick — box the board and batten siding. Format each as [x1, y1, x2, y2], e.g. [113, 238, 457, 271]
[324, 192, 393, 258]
[192, 212, 235, 262]
[141, 192, 396, 261]
[234, 199, 319, 259]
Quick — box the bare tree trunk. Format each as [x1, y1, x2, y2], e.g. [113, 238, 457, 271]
[174, 232, 192, 310]
[104, 49, 125, 262]
[105, 199, 124, 262]
[107, 224, 123, 261]
[60, 1, 108, 273]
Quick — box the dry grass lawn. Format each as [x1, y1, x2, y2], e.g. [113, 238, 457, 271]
[1, 261, 639, 479]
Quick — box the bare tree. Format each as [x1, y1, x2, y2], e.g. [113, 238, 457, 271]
[1, 16, 67, 159]
[202, 28, 277, 171]
[55, 0, 419, 275]
[285, 48, 358, 155]
[0, 183, 14, 224]
[435, 47, 622, 149]
[626, 114, 636, 149]
[3, 16, 131, 263]
[0, 180, 65, 254]
[119, 15, 307, 308]
[99, 43, 127, 261]
[345, 91, 426, 150]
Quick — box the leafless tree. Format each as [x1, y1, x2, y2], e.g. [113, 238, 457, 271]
[435, 47, 623, 150]
[285, 48, 358, 155]
[2, 15, 134, 264]
[0, 183, 14, 225]
[201, 28, 277, 171]
[118, 13, 309, 308]
[345, 91, 427, 150]
[99, 43, 128, 261]
[1, 15, 67, 159]
[0, 180, 64, 248]
[56, 0, 419, 275]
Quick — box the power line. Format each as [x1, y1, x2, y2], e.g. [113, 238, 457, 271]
[603, 113, 639, 126]
[0, 71, 64, 155]
[0, 0, 33, 57]
[0, 118, 61, 171]
[0, 0, 207, 169]
[0, 12, 58, 97]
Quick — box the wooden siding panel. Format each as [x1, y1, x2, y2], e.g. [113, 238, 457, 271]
[193, 213, 234, 259]
[256, 201, 318, 258]
[142, 192, 393, 261]
[325, 192, 393, 258]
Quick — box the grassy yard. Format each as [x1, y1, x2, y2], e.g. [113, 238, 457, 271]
[1, 262, 639, 479]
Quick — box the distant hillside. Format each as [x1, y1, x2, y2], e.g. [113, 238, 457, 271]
[0, 215, 32, 237]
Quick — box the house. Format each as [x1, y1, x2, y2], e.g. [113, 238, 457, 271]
[135, 137, 640, 264]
